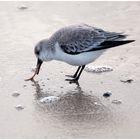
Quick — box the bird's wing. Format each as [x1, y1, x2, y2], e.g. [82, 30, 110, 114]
[53, 24, 126, 55]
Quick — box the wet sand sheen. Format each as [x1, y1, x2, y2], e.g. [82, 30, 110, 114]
[0, 1, 140, 138]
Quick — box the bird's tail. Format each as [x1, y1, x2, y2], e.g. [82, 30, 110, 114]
[100, 40, 135, 48]
[90, 40, 135, 51]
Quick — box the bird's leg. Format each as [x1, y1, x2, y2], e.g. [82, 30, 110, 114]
[65, 65, 85, 83]
[65, 66, 81, 78]
[74, 65, 85, 81]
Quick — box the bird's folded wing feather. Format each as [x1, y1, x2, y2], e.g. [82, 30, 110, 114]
[54, 25, 125, 55]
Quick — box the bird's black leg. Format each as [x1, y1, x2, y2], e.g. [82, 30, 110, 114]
[65, 65, 85, 83]
[65, 66, 81, 78]
[74, 65, 85, 81]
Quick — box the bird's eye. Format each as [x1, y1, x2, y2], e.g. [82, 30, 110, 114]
[36, 50, 40, 55]
[35, 48, 40, 55]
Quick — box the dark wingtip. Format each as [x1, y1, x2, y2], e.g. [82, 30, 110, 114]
[126, 40, 135, 43]
[101, 40, 135, 47]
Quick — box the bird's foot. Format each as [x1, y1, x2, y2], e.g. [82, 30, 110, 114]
[65, 77, 79, 84]
[65, 74, 76, 78]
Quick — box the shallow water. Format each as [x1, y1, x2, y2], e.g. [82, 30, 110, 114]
[0, 1, 140, 138]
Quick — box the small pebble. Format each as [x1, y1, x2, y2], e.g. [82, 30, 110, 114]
[12, 92, 20, 97]
[112, 100, 122, 104]
[15, 105, 24, 110]
[23, 85, 27, 87]
[18, 5, 28, 10]
[103, 92, 112, 98]
[40, 96, 60, 103]
[120, 79, 133, 83]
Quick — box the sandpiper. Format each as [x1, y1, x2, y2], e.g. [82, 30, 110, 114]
[26, 24, 134, 83]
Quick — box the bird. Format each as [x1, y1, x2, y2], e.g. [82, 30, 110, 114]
[26, 24, 135, 83]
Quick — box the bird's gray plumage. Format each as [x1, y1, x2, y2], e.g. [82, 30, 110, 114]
[49, 24, 127, 55]
[28, 24, 134, 82]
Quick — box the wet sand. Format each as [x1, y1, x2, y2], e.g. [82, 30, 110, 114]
[0, 1, 140, 138]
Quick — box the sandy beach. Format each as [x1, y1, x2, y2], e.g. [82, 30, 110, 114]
[0, 1, 140, 138]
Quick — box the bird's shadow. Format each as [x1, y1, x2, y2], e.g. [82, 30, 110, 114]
[30, 79, 111, 123]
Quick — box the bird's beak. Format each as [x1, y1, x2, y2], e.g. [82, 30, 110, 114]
[36, 58, 43, 75]
[25, 58, 43, 81]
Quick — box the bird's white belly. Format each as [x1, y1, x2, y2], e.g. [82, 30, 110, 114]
[57, 50, 105, 66]
[66, 51, 104, 66]
[53, 43, 105, 66]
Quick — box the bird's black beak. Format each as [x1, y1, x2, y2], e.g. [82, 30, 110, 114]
[25, 58, 43, 81]
[36, 58, 43, 75]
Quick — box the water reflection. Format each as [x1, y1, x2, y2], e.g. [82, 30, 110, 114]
[31, 79, 111, 123]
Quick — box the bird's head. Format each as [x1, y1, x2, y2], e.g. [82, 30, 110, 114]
[34, 41, 44, 75]
[25, 39, 54, 81]
[34, 39, 53, 75]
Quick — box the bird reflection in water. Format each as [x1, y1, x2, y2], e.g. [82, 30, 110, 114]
[30, 79, 110, 123]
